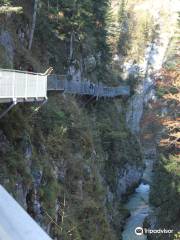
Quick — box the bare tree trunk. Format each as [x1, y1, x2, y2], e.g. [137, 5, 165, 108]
[28, 0, 39, 50]
[69, 0, 76, 62]
[69, 31, 74, 62]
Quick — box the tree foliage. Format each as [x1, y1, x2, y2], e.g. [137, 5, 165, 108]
[149, 14, 180, 235]
[156, 67, 180, 151]
[35, 0, 110, 81]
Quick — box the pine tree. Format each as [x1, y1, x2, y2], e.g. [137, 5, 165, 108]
[29, 0, 39, 50]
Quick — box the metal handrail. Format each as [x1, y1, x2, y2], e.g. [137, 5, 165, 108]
[0, 69, 130, 104]
[0, 68, 46, 76]
[0, 69, 47, 101]
[47, 74, 130, 97]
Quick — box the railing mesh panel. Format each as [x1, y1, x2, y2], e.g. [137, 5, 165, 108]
[0, 71, 47, 100]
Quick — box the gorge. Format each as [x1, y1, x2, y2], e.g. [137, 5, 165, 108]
[0, 0, 179, 240]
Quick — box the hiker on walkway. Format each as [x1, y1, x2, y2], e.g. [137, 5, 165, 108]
[89, 83, 95, 94]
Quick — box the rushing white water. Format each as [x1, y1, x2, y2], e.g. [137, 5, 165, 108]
[122, 159, 154, 240]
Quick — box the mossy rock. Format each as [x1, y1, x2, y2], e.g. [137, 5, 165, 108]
[0, 44, 11, 68]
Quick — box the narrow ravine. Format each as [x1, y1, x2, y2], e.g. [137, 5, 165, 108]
[122, 4, 177, 237]
[122, 148, 155, 240]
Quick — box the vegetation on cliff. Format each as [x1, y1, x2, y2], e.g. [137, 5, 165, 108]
[1, 0, 173, 239]
[0, 94, 142, 239]
[0, 1, 144, 237]
[148, 14, 180, 240]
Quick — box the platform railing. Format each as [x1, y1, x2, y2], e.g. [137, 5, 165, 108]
[0, 69, 47, 102]
[0, 69, 129, 104]
[47, 74, 130, 97]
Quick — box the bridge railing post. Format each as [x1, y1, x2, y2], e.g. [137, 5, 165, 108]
[36, 74, 38, 99]
[25, 73, 28, 99]
[12, 72, 15, 100]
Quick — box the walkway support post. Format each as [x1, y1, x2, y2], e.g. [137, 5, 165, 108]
[0, 101, 17, 119]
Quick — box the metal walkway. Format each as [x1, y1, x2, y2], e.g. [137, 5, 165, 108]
[0, 185, 52, 240]
[0, 69, 47, 103]
[0, 69, 130, 104]
[47, 75, 130, 98]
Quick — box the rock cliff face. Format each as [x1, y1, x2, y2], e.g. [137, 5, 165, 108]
[125, 4, 179, 239]
[116, 164, 143, 197]
[0, 2, 143, 239]
[126, 33, 170, 135]
[0, 31, 14, 67]
[0, 93, 143, 239]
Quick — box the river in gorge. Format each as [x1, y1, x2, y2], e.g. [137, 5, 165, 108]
[122, 150, 155, 240]
[121, 3, 178, 238]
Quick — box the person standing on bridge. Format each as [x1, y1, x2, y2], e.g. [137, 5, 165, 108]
[89, 83, 95, 95]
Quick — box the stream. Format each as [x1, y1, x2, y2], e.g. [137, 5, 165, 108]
[121, 2, 178, 238]
[122, 154, 154, 240]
